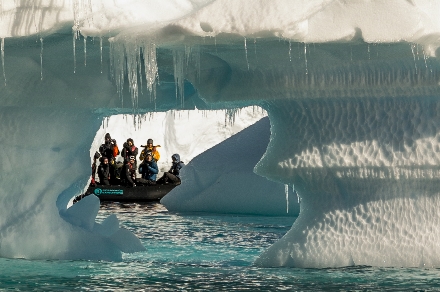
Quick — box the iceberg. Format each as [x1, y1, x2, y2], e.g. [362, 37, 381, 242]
[1, 0, 440, 267]
[161, 117, 300, 216]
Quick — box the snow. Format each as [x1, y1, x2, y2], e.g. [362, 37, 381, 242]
[1, 0, 440, 268]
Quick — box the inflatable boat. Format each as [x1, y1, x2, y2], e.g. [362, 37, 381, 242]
[73, 182, 177, 203]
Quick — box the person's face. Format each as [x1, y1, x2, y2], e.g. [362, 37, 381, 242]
[130, 159, 135, 164]
[172, 156, 176, 161]
[147, 143, 152, 147]
[147, 155, 152, 162]
[128, 141, 133, 146]
[103, 159, 108, 164]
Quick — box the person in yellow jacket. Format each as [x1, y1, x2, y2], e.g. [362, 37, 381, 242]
[140, 138, 160, 162]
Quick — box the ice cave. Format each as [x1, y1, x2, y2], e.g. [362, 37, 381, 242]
[1, 0, 440, 268]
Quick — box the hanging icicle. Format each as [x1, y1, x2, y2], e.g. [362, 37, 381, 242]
[109, 40, 126, 105]
[84, 36, 87, 67]
[100, 37, 103, 73]
[40, 38, 43, 80]
[294, 187, 301, 204]
[73, 34, 77, 73]
[142, 41, 159, 101]
[244, 37, 249, 70]
[304, 43, 308, 75]
[138, 45, 143, 96]
[1, 38, 5, 86]
[289, 40, 292, 62]
[125, 43, 140, 111]
[72, 0, 94, 72]
[173, 49, 185, 107]
[285, 184, 289, 214]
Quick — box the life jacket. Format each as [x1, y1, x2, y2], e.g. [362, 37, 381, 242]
[113, 144, 119, 158]
[140, 145, 160, 161]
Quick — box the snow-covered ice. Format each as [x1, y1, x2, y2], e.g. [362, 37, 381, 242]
[2, 0, 440, 267]
[161, 117, 300, 216]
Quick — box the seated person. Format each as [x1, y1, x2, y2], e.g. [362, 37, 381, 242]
[157, 154, 184, 185]
[138, 153, 159, 185]
[140, 138, 160, 162]
[120, 155, 137, 187]
[97, 157, 111, 185]
[121, 138, 139, 164]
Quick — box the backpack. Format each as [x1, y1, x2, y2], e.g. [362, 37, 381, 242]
[113, 144, 119, 158]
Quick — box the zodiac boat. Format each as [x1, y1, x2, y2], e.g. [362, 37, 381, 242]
[73, 182, 177, 203]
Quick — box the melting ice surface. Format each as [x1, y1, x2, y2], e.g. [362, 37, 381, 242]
[2, 0, 440, 268]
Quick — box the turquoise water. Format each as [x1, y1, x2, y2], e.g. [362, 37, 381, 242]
[2, 203, 440, 291]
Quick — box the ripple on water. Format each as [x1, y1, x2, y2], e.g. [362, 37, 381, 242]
[2, 202, 440, 291]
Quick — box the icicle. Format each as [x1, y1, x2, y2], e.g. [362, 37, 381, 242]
[304, 43, 308, 75]
[138, 46, 143, 96]
[185, 45, 191, 67]
[350, 45, 353, 62]
[289, 40, 292, 62]
[224, 108, 240, 126]
[421, 46, 431, 73]
[84, 37, 87, 67]
[284, 184, 289, 213]
[1, 38, 5, 86]
[410, 43, 418, 74]
[100, 37, 103, 73]
[185, 45, 201, 83]
[143, 41, 159, 102]
[73, 0, 93, 32]
[72, 0, 80, 39]
[73, 33, 77, 73]
[244, 37, 249, 70]
[295, 187, 301, 204]
[109, 40, 126, 105]
[125, 43, 140, 111]
[173, 49, 185, 107]
[40, 37, 43, 80]
[254, 38, 257, 58]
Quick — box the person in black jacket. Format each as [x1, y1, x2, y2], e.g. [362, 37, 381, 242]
[99, 133, 118, 161]
[121, 138, 139, 164]
[120, 155, 136, 187]
[98, 133, 119, 183]
[97, 157, 111, 185]
[157, 154, 184, 185]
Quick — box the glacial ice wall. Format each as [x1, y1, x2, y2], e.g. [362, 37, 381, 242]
[2, 0, 440, 266]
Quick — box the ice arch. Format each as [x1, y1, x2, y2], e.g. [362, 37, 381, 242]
[2, 0, 440, 267]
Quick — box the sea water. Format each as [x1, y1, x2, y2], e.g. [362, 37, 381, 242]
[1, 203, 440, 291]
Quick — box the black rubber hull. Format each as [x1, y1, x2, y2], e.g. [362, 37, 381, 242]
[84, 184, 177, 202]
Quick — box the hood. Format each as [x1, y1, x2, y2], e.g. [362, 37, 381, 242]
[172, 154, 180, 163]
